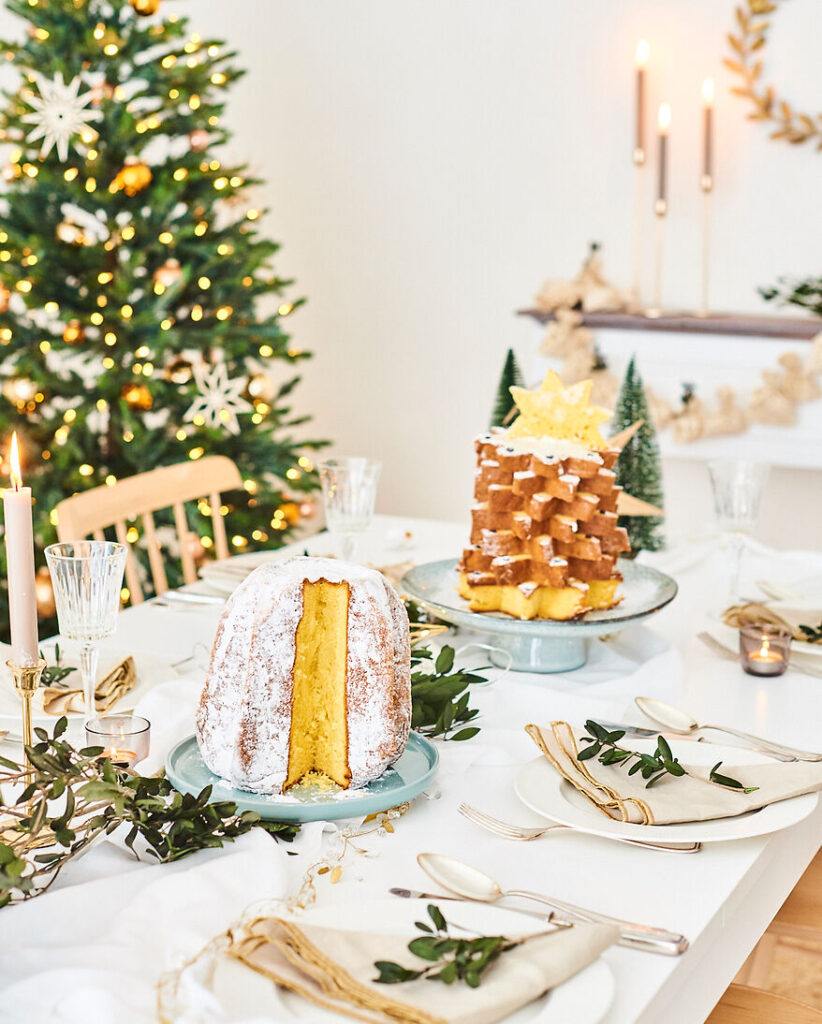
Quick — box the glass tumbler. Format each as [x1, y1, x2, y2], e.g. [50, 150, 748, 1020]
[708, 460, 770, 606]
[319, 457, 381, 561]
[45, 541, 128, 722]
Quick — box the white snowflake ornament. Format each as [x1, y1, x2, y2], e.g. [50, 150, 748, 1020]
[183, 360, 253, 435]
[22, 72, 102, 162]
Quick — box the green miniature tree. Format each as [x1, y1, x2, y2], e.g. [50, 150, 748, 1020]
[489, 348, 524, 429]
[612, 356, 664, 552]
[0, 0, 327, 632]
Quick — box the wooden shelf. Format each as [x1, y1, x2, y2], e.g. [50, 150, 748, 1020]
[517, 309, 820, 341]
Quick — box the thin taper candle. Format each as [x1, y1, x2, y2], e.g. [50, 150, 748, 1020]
[656, 103, 671, 208]
[3, 433, 39, 666]
[702, 78, 714, 188]
[634, 40, 649, 164]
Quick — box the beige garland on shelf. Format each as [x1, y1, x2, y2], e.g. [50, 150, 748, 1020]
[534, 250, 822, 443]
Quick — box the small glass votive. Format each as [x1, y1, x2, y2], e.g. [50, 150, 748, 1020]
[739, 624, 791, 677]
[84, 715, 150, 768]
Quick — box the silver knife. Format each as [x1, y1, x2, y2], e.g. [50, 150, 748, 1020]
[389, 888, 567, 926]
[596, 721, 705, 743]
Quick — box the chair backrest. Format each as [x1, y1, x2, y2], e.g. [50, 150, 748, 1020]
[54, 455, 243, 604]
[708, 984, 822, 1024]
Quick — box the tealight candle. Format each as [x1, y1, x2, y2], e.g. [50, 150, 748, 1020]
[85, 715, 150, 767]
[739, 625, 791, 677]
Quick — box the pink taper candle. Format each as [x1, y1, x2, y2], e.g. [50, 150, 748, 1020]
[4, 433, 39, 666]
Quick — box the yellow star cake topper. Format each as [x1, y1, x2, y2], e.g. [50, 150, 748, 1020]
[506, 370, 611, 450]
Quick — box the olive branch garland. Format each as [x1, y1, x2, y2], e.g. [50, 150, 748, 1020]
[410, 645, 483, 741]
[0, 717, 299, 909]
[725, 0, 822, 149]
[579, 721, 759, 793]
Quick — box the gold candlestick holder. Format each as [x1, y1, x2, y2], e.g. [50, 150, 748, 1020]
[7, 658, 46, 779]
[646, 199, 667, 319]
[699, 173, 713, 317]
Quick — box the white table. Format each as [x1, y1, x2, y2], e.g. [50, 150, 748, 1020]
[2, 514, 820, 1024]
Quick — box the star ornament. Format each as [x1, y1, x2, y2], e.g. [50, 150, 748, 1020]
[22, 73, 102, 162]
[183, 361, 253, 436]
[506, 370, 611, 449]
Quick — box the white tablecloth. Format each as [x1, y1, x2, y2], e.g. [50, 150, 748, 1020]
[1, 516, 820, 1024]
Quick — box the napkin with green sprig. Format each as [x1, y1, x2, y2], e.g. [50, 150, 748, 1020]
[42, 655, 136, 715]
[722, 599, 822, 645]
[226, 909, 616, 1024]
[526, 721, 822, 826]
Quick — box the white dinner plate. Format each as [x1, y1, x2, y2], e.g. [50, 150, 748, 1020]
[515, 741, 819, 845]
[0, 644, 176, 727]
[206, 898, 614, 1024]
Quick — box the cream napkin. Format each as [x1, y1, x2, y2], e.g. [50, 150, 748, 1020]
[227, 915, 617, 1024]
[42, 656, 136, 715]
[527, 722, 822, 825]
[722, 600, 822, 643]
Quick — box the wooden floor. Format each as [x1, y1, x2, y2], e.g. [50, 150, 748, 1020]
[769, 940, 822, 1008]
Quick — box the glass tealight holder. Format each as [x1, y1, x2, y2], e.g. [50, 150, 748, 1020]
[85, 715, 150, 768]
[739, 624, 791, 677]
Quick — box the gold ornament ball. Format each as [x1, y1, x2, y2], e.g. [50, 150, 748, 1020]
[130, 0, 160, 13]
[153, 258, 182, 289]
[247, 372, 275, 403]
[164, 355, 193, 385]
[189, 129, 210, 152]
[56, 220, 88, 246]
[0, 282, 10, 314]
[186, 533, 209, 568]
[279, 501, 300, 526]
[121, 382, 153, 410]
[63, 320, 85, 345]
[3, 376, 36, 406]
[35, 566, 56, 618]
[112, 161, 152, 197]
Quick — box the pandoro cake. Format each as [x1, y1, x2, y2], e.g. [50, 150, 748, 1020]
[196, 557, 411, 794]
[458, 371, 630, 620]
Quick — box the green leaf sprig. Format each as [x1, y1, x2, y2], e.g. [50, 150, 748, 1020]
[38, 643, 75, 688]
[578, 720, 757, 793]
[374, 904, 519, 988]
[410, 645, 483, 741]
[798, 621, 822, 644]
[0, 718, 298, 908]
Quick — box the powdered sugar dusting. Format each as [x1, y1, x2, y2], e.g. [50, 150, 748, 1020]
[195, 556, 411, 795]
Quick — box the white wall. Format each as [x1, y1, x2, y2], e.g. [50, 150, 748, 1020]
[9, 0, 822, 547]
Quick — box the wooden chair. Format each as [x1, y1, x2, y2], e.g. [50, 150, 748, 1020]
[736, 850, 822, 989]
[708, 984, 822, 1023]
[54, 456, 243, 604]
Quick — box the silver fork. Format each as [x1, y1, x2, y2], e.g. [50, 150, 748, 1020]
[459, 803, 702, 854]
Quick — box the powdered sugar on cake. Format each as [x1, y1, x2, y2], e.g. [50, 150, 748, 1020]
[195, 557, 411, 795]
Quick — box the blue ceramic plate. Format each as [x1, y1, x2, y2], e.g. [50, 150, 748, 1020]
[165, 732, 439, 823]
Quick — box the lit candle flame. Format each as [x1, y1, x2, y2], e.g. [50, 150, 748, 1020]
[702, 77, 715, 105]
[635, 40, 650, 68]
[758, 637, 771, 659]
[658, 103, 671, 134]
[9, 432, 22, 490]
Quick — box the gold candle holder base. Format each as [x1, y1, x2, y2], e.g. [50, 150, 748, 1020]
[6, 658, 46, 771]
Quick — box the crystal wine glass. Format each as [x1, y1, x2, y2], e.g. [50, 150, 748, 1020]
[708, 459, 770, 605]
[319, 457, 381, 562]
[44, 541, 128, 722]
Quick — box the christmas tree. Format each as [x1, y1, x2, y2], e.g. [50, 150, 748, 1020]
[0, 0, 327, 631]
[489, 348, 524, 429]
[612, 356, 664, 552]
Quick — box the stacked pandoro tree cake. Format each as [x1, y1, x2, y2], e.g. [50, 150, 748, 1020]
[458, 371, 631, 620]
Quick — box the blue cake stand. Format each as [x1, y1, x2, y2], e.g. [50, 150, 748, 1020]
[402, 558, 677, 673]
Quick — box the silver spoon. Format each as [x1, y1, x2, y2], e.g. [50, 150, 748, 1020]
[635, 696, 822, 762]
[416, 853, 688, 956]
